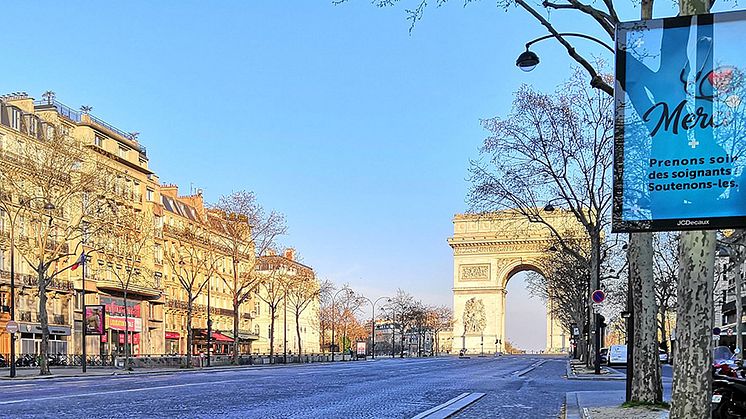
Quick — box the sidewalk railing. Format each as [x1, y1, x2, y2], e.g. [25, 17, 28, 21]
[0, 352, 362, 369]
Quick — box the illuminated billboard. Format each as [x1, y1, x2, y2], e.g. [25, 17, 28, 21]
[614, 10, 746, 232]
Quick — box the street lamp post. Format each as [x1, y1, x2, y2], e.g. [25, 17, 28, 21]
[330, 288, 351, 362]
[362, 296, 390, 359]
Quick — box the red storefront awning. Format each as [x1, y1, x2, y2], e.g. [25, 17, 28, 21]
[165, 332, 180, 340]
[211, 332, 233, 343]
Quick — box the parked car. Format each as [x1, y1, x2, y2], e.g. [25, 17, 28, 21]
[608, 344, 627, 366]
[599, 347, 609, 365]
[659, 349, 668, 363]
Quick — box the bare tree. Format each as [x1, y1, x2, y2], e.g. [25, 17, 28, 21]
[163, 222, 214, 368]
[468, 69, 615, 371]
[211, 191, 286, 364]
[317, 279, 335, 352]
[0, 126, 110, 375]
[425, 305, 453, 355]
[256, 255, 293, 362]
[653, 233, 678, 352]
[336, 285, 366, 353]
[94, 206, 154, 370]
[386, 289, 417, 358]
[526, 240, 590, 361]
[286, 272, 320, 354]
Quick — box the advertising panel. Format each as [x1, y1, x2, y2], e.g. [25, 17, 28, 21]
[84, 305, 105, 336]
[356, 341, 367, 356]
[614, 10, 746, 231]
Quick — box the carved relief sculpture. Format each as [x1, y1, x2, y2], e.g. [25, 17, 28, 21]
[460, 264, 489, 281]
[463, 297, 486, 334]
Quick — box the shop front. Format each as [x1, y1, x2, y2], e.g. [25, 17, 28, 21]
[193, 329, 234, 355]
[100, 296, 143, 356]
[223, 330, 260, 354]
[18, 323, 71, 355]
[165, 331, 180, 355]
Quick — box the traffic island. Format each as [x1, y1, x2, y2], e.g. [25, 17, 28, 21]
[566, 359, 625, 381]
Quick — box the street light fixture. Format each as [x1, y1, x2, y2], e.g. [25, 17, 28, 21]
[515, 33, 614, 72]
[361, 295, 390, 359]
[330, 287, 352, 361]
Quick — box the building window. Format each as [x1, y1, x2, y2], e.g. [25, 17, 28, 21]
[27, 117, 37, 137]
[118, 146, 128, 159]
[94, 135, 103, 147]
[254, 324, 259, 336]
[147, 189, 154, 202]
[254, 301, 260, 316]
[74, 291, 83, 310]
[10, 108, 21, 130]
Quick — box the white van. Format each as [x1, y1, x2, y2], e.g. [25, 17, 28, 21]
[608, 344, 627, 366]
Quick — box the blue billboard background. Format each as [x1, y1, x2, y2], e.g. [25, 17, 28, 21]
[614, 11, 746, 232]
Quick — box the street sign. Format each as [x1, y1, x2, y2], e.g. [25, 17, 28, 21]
[728, 328, 734, 336]
[591, 290, 606, 304]
[714, 327, 722, 336]
[6, 320, 18, 334]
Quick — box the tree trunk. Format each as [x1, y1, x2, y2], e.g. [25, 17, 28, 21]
[658, 306, 668, 352]
[671, 231, 715, 419]
[295, 309, 302, 355]
[124, 290, 130, 370]
[400, 327, 405, 358]
[269, 307, 276, 363]
[37, 267, 51, 375]
[589, 232, 601, 372]
[233, 297, 240, 365]
[232, 263, 240, 364]
[186, 298, 193, 368]
[630, 232, 662, 403]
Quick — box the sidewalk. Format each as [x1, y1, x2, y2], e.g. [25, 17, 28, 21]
[0, 366, 186, 381]
[565, 391, 668, 419]
[0, 358, 365, 381]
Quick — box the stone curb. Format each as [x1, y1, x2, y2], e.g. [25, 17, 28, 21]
[565, 392, 582, 419]
[565, 361, 625, 381]
[0, 358, 366, 382]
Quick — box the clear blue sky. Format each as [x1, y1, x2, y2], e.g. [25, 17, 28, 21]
[2, 1, 711, 346]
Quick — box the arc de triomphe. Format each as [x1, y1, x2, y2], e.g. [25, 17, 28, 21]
[447, 210, 584, 354]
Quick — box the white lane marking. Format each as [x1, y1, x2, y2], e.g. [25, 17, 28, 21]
[0, 377, 248, 405]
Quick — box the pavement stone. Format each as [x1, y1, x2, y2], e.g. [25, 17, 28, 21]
[0, 355, 635, 418]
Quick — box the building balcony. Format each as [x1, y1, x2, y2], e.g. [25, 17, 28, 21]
[94, 277, 161, 299]
[0, 271, 74, 292]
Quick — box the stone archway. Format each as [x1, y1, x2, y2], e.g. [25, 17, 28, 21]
[447, 210, 585, 354]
